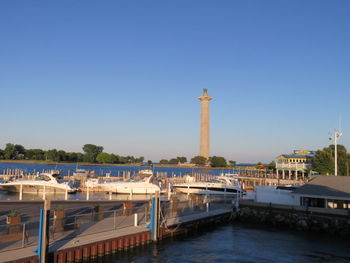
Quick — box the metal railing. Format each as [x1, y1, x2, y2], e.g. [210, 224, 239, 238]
[0, 222, 37, 253]
[0, 205, 149, 253]
[49, 206, 148, 244]
[161, 195, 235, 224]
[0, 195, 235, 253]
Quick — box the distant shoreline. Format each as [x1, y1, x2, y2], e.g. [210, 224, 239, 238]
[0, 160, 230, 169]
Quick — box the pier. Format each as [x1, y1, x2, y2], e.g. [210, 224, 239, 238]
[0, 194, 235, 263]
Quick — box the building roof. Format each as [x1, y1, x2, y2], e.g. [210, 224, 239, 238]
[293, 175, 350, 199]
[278, 154, 314, 159]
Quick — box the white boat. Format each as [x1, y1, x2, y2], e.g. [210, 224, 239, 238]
[172, 176, 242, 195]
[0, 171, 77, 194]
[113, 176, 160, 194]
[91, 172, 160, 194]
[137, 169, 153, 176]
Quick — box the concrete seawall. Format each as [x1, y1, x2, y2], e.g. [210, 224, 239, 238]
[234, 200, 350, 237]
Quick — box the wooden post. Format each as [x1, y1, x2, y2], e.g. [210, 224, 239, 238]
[167, 182, 171, 199]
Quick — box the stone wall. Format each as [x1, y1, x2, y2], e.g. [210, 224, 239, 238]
[232, 205, 350, 237]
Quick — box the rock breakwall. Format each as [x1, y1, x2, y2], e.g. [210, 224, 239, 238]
[232, 205, 350, 237]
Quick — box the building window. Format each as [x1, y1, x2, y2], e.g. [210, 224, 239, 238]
[327, 200, 349, 210]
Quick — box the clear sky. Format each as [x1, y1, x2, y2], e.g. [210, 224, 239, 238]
[0, 1, 349, 163]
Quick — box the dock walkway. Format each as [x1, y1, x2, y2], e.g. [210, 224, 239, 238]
[0, 197, 234, 263]
[0, 226, 147, 263]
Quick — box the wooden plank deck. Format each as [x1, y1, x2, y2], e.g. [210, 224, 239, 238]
[0, 226, 147, 263]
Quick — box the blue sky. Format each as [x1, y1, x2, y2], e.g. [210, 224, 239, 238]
[0, 1, 349, 163]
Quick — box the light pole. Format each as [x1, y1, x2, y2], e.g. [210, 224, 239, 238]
[332, 130, 342, 176]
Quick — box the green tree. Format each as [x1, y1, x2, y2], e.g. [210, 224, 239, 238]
[25, 149, 45, 160]
[159, 159, 169, 164]
[45, 149, 59, 162]
[267, 161, 276, 170]
[0, 149, 4, 159]
[110, 154, 118, 163]
[210, 156, 227, 167]
[82, 144, 104, 163]
[169, 158, 179, 164]
[96, 152, 114, 163]
[136, 156, 144, 163]
[66, 152, 78, 162]
[57, 150, 67, 162]
[118, 156, 127, 164]
[76, 153, 84, 162]
[311, 144, 350, 176]
[14, 144, 25, 156]
[4, 143, 16, 159]
[177, 157, 187, 163]
[190, 156, 207, 166]
[229, 160, 236, 167]
[147, 160, 153, 165]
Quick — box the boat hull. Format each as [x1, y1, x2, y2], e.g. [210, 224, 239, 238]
[0, 184, 77, 194]
[97, 182, 160, 194]
[173, 185, 240, 195]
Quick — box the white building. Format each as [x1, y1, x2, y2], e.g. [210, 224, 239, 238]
[253, 176, 350, 210]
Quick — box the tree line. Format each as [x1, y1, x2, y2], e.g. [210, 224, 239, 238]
[0, 143, 144, 164]
[3, 142, 348, 172]
[0, 143, 237, 167]
[159, 155, 236, 168]
[311, 144, 350, 176]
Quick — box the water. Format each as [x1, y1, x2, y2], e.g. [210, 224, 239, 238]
[98, 223, 350, 263]
[0, 162, 235, 178]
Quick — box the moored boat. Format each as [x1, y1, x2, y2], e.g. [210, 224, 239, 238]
[172, 175, 242, 195]
[0, 171, 77, 194]
[86, 170, 160, 194]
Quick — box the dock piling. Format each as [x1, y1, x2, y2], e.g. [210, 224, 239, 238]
[134, 213, 138, 226]
[22, 223, 26, 248]
[113, 211, 116, 230]
[43, 185, 46, 200]
[19, 184, 23, 201]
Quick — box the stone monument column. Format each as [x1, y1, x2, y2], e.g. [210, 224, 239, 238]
[198, 89, 212, 159]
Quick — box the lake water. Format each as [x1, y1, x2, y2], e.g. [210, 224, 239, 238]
[99, 223, 350, 263]
[0, 162, 235, 178]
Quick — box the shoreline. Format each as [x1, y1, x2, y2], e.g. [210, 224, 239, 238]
[0, 160, 232, 169]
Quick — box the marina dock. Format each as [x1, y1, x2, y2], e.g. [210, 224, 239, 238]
[0, 195, 235, 263]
